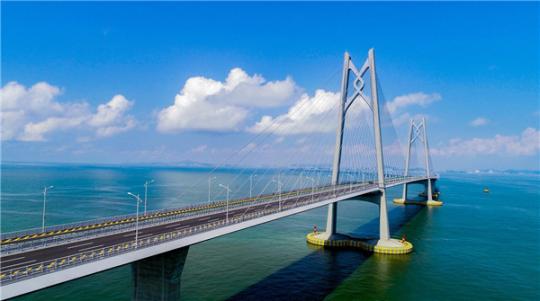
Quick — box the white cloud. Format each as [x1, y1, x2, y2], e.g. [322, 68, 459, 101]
[248, 89, 340, 135]
[470, 117, 489, 127]
[89, 95, 132, 127]
[431, 128, 540, 157]
[21, 116, 87, 142]
[0, 81, 62, 113]
[156, 68, 296, 132]
[386, 92, 441, 114]
[1, 82, 136, 141]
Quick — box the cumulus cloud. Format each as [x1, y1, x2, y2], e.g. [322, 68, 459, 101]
[248, 89, 340, 135]
[431, 128, 540, 156]
[469, 117, 489, 127]
[386, 92, 441, 114]
[88, 95, 136, 137]
[1, 81, 136, 141]
[157, 68, 296, 132]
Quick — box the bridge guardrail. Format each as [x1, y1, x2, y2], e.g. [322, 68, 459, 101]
[1, 176, 426, 254]
[0, 176, 430, 285]
[0, 182, 368, 284]
[0, 186, 322, 255]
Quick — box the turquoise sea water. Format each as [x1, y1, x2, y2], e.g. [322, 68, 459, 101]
[1, 164, 539, 300]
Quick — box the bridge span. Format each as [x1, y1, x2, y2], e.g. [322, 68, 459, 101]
[0, 176, 435, 299]
[1, 48, 441, 300]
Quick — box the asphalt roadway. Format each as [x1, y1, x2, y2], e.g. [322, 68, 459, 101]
[1, 176, 428, 278]
[0, 185, 356, 274]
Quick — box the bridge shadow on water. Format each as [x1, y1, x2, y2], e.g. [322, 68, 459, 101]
[227, 204, 424, 301]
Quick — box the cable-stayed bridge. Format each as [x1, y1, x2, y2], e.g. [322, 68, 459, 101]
[0, 49, 441, 300]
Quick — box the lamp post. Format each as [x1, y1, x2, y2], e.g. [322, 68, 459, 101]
[41, 186, 54, 232]
[249, 174, 257, 198]
[144, 179, 154, 215]
[272, 175, 282, 211]
[208, 176, 216, 203]
[127, 192, 142, 248]
[219, 184, 231, 223]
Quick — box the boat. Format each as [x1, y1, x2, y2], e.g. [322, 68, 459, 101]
[483, 187, 490, 193]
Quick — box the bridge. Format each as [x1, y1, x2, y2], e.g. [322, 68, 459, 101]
[0, 49, 441, 300]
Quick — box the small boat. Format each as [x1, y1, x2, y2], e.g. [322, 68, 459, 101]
[483, 187, 490, 193]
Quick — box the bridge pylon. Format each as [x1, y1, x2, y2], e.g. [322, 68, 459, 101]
[308, 48, 412, 254]
[394, 118, 443, 206]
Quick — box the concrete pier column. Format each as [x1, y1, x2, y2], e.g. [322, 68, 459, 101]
[325, 203, 337, 238]
[378, 189, 390, 241]
[132, 247, 189, 301]
[401, 183, 408, 202]
[425, 179, 433, 201]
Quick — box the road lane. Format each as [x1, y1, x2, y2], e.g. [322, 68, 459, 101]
[0, 177, 429, 279]
[0, 186, 350, 273]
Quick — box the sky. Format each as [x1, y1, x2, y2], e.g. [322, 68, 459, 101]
[1, 1, 539, 171]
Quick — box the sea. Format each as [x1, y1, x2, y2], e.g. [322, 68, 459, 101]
[1, 163, 539, 300]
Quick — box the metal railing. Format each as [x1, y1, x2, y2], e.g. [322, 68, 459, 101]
[0, 176, 432, 285]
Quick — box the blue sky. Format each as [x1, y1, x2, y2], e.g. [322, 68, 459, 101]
[1, 1, 539, 170]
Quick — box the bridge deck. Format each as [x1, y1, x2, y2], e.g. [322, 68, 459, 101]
[0, 176, 435, 299]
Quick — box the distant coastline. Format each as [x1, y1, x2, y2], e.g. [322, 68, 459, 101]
[1, 161, 539, 176]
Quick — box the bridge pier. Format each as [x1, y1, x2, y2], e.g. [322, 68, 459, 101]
[393, 118, 442, 206]
[321, 203, 338, 239]
[132, 246, 189, 301]
[307, 49, 413, 255]
[394, 179, 443, 206]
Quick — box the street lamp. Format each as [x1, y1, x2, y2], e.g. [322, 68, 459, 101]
[127, 192, 142, 248]
[218, 184, 231, 223]
[144, 179, 154, 215]
[208, 176, 216, 203]
[249, 174, 257, 198]
[41, 186, 54, 232]
[272, 175, 283, 211]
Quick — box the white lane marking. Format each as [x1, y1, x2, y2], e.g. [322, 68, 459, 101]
[207, 218, 221, 223]
[174, 225, 190, 231]
[139, 233, 154, 239]
[2, 256, 25, 263]
[198, 216, 213, 221]
[67, 242, 93, 249]
[3, 259, 36, 269]
[166, 223, 184, 229]
[78, 244, 103, 252]
[122, 233, 135, 237]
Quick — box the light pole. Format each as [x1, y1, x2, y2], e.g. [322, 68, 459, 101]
[127, 192, 142, 248]
[219, 184, 231, 223]
[249, 174, 257, 198]
[208, 176, 216, 203]
[144, 179, 154, 215]
[272, 175, 282, 211]
[41, 186, 54, 232]
[306, 176, 315, 203]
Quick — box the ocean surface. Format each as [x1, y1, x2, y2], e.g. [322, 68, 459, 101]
[1, 164, 539, 300]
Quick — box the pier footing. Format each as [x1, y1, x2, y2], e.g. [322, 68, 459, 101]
[306, 232, 412, 255]
[393, 198, 443, 206]
[132, 246, 189, 301]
